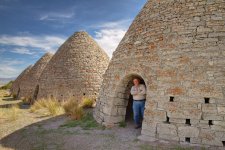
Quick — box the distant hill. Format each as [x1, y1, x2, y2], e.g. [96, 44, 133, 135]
[0, 77, 15, 87]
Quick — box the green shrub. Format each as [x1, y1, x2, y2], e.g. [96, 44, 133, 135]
[61, 112, 99, 130]
[0, 81, 13, 90]
[12, 94, 17, 99]
[119, 121, 126, 127]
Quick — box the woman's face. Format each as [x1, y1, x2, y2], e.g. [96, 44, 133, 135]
[133, 79, 140, 86]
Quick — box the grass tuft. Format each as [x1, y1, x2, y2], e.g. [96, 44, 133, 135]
[8, 105, 20, 121]
[81, 97, 95, 108]
[30, 98, 64, 116]
[63, 99, 84, 120]
[0, 105, 20, 121]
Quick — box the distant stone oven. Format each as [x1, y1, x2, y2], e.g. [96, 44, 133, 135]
[94, 0, 225, 147]
[37, 31, 109, 101]
[18, 53, 53, 102]
[11, 65, 33, 99]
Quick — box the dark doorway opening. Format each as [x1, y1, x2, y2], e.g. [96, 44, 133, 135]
[33, 85, 39, 103]
[125, 75, 146, 124]
[16, 87, 20, 99]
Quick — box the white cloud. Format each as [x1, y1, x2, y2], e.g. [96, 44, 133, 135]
[0, 59, 24, 78]
[40, 12, 75, 21]
[94, 19, 130, 58]
[92, 19, 131, 29]
[11, 47, 34, 55]
[95, 29, 126, 58]
[0, 35, 66, 53]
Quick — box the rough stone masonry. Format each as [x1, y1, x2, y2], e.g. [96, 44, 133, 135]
[18, 53, 53, 101]
[11, 65, 33, 99]
[94, 0, 225, 147]
[37, 31, 109, 101]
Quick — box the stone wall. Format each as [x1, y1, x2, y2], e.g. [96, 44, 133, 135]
[94, 0, 225, 147]
[10, 65, 33, 98]
[18, 53, 53, 101]
[37, 31, 109, 101]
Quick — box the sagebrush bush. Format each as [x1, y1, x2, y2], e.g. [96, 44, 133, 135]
[12, 94, 17, 99]
[30, 98, 64, 116]
[0, 81, 13, 90]
[63, 99, 84, 120]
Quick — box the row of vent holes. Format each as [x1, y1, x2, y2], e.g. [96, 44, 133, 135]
[165, 118, 213, 126]
[59, 94, 86, 97]
[169, 97, 210, 104]
[165, 119, 225, 146]
[59, 93, 97, 97]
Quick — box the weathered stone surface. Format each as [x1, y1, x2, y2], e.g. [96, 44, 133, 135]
[141, 121, 157, 137]
[200, 129, 224, 146]
[157, 123, 177, 136]
[213, 121, 225, 127]
[217, 106, 225, 114]
[38, 31, 109, 101]
[202, 113, 224, 121]
[18, 53, 53, 102]
[11, 65, 33, 98]
[178, 126, 199, 138]
[94, 0, 225, 147]
[167, 108, 202, 120]
[144, 109, 167, 122]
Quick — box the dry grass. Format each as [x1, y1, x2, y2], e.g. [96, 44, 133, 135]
[0, 105, 20, 121]
[63, 99, 84, 120]
[0, 90, 8, 97]
[7, 105, 20, 121]
[0, 109, 4, 119]
[30, 98, 64, 116]
[81, 97, 95, 108]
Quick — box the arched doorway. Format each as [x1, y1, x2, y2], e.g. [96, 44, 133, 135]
[115, 73, 146, 126]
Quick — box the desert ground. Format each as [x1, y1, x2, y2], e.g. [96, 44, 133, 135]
[0, 90, 217, 150]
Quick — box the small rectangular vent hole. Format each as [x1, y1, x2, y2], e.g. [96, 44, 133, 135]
[204, 98, 210, 104]
[170, 96, 174, 102]
[185, 137, 190, 143]
[209, 120, 213, 126]
[166, 116, 170, 124]
[222, 141, 225, 147]
[186, 119, 191, 125]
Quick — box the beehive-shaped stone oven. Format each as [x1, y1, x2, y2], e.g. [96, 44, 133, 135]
[18, 53, 53, 101]
[37, 31, 109, 101]
[94, 0, 225, 147]
[11, 65, 33, 98]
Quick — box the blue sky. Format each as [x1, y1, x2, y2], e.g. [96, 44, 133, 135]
[0, 0, 146, 78]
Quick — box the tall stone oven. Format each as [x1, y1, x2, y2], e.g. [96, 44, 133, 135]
[37, 31, 109, 101]
[94, 0, 225, 147]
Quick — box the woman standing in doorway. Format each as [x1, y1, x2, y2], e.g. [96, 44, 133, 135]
[130, 78, 146, 129]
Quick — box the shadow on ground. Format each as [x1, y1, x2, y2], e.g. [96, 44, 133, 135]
[0, 115, 67, 150]
[0, 114, 216, 150]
